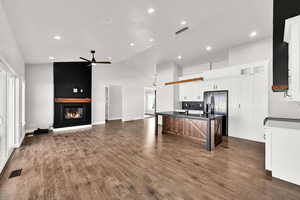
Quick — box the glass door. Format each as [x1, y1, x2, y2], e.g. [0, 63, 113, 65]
[7, 74, 15, 156]
[0, 69, 7, 171]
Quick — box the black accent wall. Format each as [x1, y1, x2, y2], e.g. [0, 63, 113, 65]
[54, 62, 92, 98]
[273, 0, 300, 90]
[53, 62, 92, 128]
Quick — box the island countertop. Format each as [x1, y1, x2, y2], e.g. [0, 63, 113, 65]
[155, 111, 224, 120]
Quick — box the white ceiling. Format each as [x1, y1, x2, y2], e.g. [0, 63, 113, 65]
[2, 0, 273, 64]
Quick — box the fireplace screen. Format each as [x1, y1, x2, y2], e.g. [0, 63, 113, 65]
[64, 106, 84, 119]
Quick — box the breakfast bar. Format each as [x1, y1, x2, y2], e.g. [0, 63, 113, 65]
[155, 112, 223, 151]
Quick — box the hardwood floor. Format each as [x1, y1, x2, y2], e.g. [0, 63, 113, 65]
[1, 118, 300, 200]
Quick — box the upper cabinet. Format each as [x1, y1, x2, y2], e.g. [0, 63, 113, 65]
[178, 62, 269, 106]
[284, 15, 300, 101]
[179, 81, 202, 101]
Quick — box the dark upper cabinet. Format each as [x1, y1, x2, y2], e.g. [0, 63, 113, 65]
[273, 0, 300, 91]
[54, 62, 92, 98]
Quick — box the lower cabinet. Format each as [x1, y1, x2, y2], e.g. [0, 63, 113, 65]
[265, 125, 300, 186]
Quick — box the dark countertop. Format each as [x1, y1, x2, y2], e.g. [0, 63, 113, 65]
[155, 111, 224, 120]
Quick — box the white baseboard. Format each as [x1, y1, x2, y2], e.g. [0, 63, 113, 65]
[14, 133, 25, 148]
[25, 129, 35, 134]
[92, 121, 106, 125]
[108, 117, 122, 120]
[53, 124, 92, 132]
[122, 117, 144, 122]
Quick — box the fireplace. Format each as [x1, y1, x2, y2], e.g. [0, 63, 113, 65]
[53, 62, 92, 129]
[54, 100, 91, 128]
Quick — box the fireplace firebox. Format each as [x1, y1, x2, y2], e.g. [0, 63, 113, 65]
[54, 102, 91, 128]
[64, 106, 83, 119]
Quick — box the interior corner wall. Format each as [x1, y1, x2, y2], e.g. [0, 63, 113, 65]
[25, 63, 53, 131]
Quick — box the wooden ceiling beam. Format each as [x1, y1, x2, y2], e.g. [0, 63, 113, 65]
[165, 77, 204, 85]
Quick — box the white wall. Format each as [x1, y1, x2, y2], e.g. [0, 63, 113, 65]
[182, 60, 228, 76]
[25, 63, 53, 132]
[156, 62, 181, 112]
[92, 61, 153, 123]
[0, 2, 24, 77]
[108, 85, 122, 120]
[228, 38, 272, 66]
[0, 1, 25, 145]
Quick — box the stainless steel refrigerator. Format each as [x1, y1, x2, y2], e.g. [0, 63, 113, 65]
[204, 90, 228, 136]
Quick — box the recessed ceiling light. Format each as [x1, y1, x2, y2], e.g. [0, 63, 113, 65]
[148, 8, 155, 14]
[180, 20, 187, 25]
[177, 55, 182, 60]
[250, 31, 257, 37]
[103, 17, 113, 24]
[49, 56, 55, 60]
[130, 42, 135, 47]
[149, 38, 155, 42]
[53, 35, 61, 40]
[206, 46, 212, 51]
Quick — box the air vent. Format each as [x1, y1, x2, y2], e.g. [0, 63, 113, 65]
[175, 27, 189, 35]
[9, 169, 22, 178]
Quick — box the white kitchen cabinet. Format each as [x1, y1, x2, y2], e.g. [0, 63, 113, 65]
[179, 81, 203, 101]
[284, 15, 300, 101]
[265, 122, 300, 186]
[265, 127, 272, 171]
[179, 61, 269, 143]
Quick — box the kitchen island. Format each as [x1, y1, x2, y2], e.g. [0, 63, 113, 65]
[155, 112, 223, 151]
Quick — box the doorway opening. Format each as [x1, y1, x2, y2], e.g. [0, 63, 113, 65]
[105, 85, 123, 121]
[144, 88, 156, 118]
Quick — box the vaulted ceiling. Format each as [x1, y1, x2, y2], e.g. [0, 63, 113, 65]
[2, 0, 272, 64]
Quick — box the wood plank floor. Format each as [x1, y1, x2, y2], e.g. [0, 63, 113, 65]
[1, 118, 300, 200]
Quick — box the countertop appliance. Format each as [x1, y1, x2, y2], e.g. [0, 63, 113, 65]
[204, 90, 228, 136]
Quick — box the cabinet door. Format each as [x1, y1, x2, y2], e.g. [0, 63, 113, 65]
[179, 82, 189, 101]
[265, 128, 272, 171]
[194, 82, 203, 101]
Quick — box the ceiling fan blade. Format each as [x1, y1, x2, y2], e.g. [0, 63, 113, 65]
[79, 57, 92, 62]
[95, 61, 112, 64]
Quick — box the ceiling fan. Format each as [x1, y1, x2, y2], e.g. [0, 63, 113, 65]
[79, 50, 111, 66]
